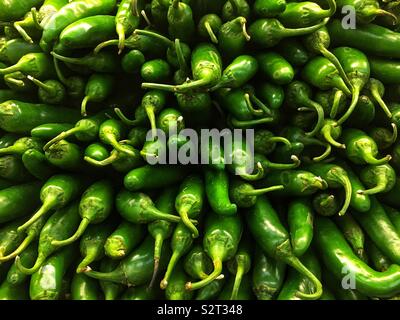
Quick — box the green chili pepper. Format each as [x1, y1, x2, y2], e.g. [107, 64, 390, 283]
[368, 124, 397, 150]
[140, 59, 171, 83]
[148, 188, 177, 288]
[29, 244, 77, 300]
[0, 277, 28, 300]
[0, 154, 33, 182]
[249, 17, 328, 48]
[5, 242, 37, 286]
[277, 249, 322, 300]
[229, 178, 284, 208]
[124, 164, 188, 191]
[257, 52, 294, 85]
[218, 274, 254, 300]
[31, 123, 74, 140]
[39, 0, 117, 51]
[246, 195, 322, 299]
[0, 39, 42, 65]
[315, 216, 400, 298]
[80, 74, 114, 116]
[83, 235, 171, 286]
[167, 0, 195, 42]
[365, 238, 392, 272]
[256, 83, 284, 110]
[51, 180, 114, 247]
[335, 0, 396, 24]
[44, 111, 108, 151]
[122, 50, 145, 74]
[305, 163, 352, 216]
[104, 221, 146, 260]
[253, 0, 286, 17]
[384, 205, 400, 233]
[218, 17, 251, 59]
[116, 0, 140, 53]
[22, 149, 57, 180]
[334, 213, 367, 261]
[44, 139, 84, 171]
[0, 100, 81, 134]
[165, 264, 194, 300]
[222, 0, 251, 21]
[198, 14, 222, 43]
[117, 189, 189, 224]
[0, 182, 42, 224]
[0, 218, 29, 259]
[288, 199, 314, 257]
[53, 58, 86, 100]
[186, 212, 242, 291]
[99, 258, 124, 300]
[17, 174, 86, 232]
[184, 244, 213, 280]
[359, 164, 396, 195]
[0, 136, 43, 156]
[227, 238, 252, 300]
[370, 57, 400, 85]
[342, 128, 392, 165]
[142, 43, 222, 92]
[312, 191, 342, 217]
[346, 95, 376, 129]
[260, 169, 328, 196]
[285, 81, 325, 138]
[0, 0, 44, 22]
[252, 246, 286, 300]
[204, 167, 237, 216]
[71, 273, 102, 300]
[352, 197, 400, 265]
[16, 201, 81, 274]
[277, 38, 309, 67]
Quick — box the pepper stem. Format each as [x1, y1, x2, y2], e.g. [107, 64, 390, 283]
[336, 87, 360, 126]
[260, 155, 301, 170]
[248, 93, 272, 115]
[241, 184, 284, 196]
[228, 116, 274, 128]
[175, 39, 188, 74]
[160, 251, 180, 289]
[185, 259, 223, 291]
[114, 108, 141, 126]
[43, 127, 82, 151]
[15, 252, 47, 275]
[83, 266, 126, 284]
[51, 51, 85, 65]
[320, 123, 345, 149]
[360, 151, 392, 165]
[104, 133, 136, 157]
[17, 197, 57, 233]
[320, 48, 353, 93]
[142, 78, 209, 93]
[27, 75, 54, 93]
[0, 233, 35, 262]
[149, 234, 164, 290]
[81, 96, 91, 117]
[31, 8, 42, 29]
[331, 170, 352, 216]
[390, 123, 398, 145]
[330, 89, 345, 119]
[116, 23, 126, 55]
[13, 21, 33, 43]
[84, 152, 119, 167]
[267, 136, 291, 147]
[230, 264, 245, 300]
[239, 17, 251, 41]
[286, 256, 323, 300]
[145, 105, 158, 139]
[149, 207, 191, 224]
[134, 29, 173, 47]
[239, 162, 265, 181]
[76, 247, 101, 273]
[178, 203, 199, 238]
[51, 218, 91, 247]
[244, 93, 265, 117]
[280, 18, 329, 38]
[94, 40, 119, 54]
[205, 21, 218, 44]
[304, 101, 325, 137]
[370, 85, 393, 119]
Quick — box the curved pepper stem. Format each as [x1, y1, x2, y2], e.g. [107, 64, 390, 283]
[116, 23, 126, 55]
[278, 17, 329, 38]
[103, 133, 136, 158]
[15, 252, 47, 275]
[185, 258, 223, 291]
[17, 197, 57, 233]
[0, 233, 35, 262]
[369, 79, 392, 119]
[83, 266, 126, 284]
[94, 40, 119, 54]
[228, 115, 274, 128]
[241, 184, 284, 196]
[286, 255, 323, 300]
[31, 8, 42, 30]
[204, 21, 218, 44]
[336, 87, 360, 125]
[142, 78, 209, 93]
[84, 152, 119, 167]
[51, 218, 90, 247]
[114, 108, 141, 126]
[331, 170, 352, 216]
[145, 105, 158, 140]
[27, 75, 53, 92]
[239, 162, 265, 181]
[148, 233, 164, 289]
[175, 39, 189, 74]
[160, 251, 180, 289]
[13, 20, 33, 44]
[43, 127, 81, 151]
[245, 93, 272, 116]
[330, 89, 345, 119]
[302, 101, 325, 137]
[357, 148, 392, 165]
[243, 93, 265, 117]
[261, 155, 301, 170]
[178, 203, 199, 238]
[134, 29, 173, 47]
[140, 9, 152, 27]
[81, 96, 91, 117]
[320, 122, 346, 149]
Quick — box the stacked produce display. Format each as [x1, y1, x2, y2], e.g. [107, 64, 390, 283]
[1, 0, 400, 300]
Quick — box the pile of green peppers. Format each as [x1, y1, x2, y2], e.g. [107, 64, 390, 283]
[1, 0, 400, 301]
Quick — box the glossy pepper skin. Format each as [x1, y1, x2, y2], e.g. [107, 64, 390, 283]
[71, 273, 102, 300]
[0, 182, 42, 223]
[315, 216, 400, 298]
[0, 100, 81, 134]
[39, 0, 117, 52]
[246, 195, 323, 300]
[288, 199, 314, 257]
[0, 0, 44, 22]
[186, 212, 243, 291]
[257, 52, 294, 85]
[252, 246, 286, 300]
[83, 235, 171, 286]
[29, 244, 77, 300]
